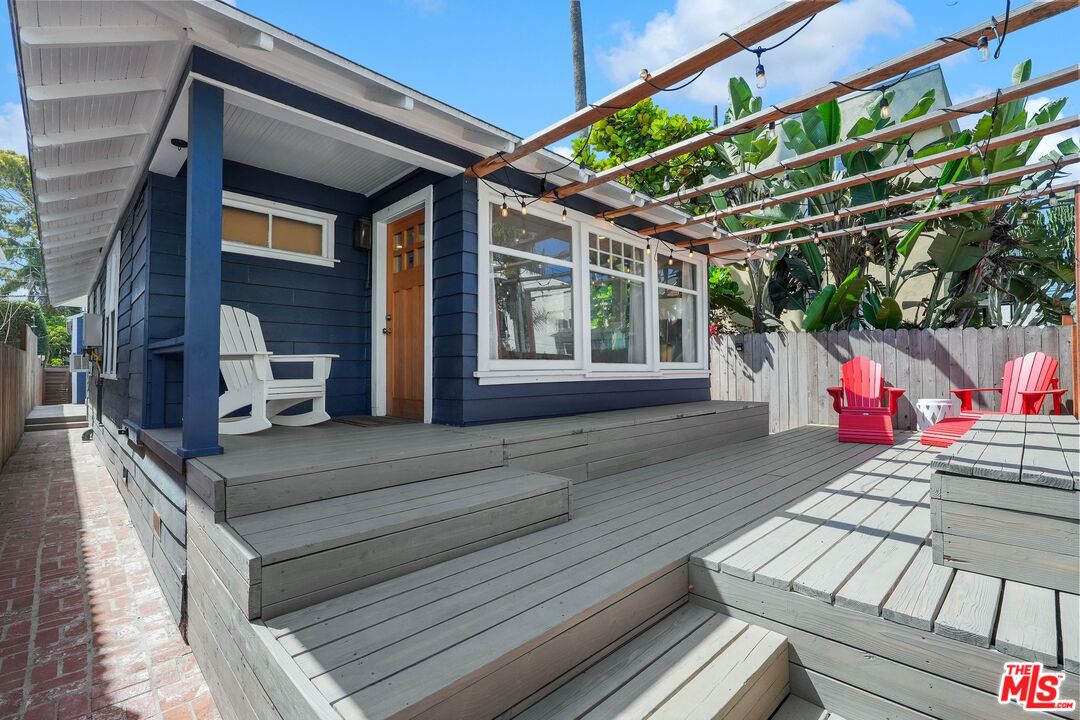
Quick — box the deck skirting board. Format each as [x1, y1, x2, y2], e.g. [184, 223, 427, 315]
[789, 666, 937, 720]
[689, 566, 1079, 719]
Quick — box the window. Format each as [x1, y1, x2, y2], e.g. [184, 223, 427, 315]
[102, 235, 121, 378]
[221, 192, 337, 266]
[477, 186, 706, 382]
[588, 233, 646, 365]
[658, 258, 699, 364]
[488, 203, 576, 362]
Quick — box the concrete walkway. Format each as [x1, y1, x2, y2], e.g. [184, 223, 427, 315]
[0, 429, 218, 720]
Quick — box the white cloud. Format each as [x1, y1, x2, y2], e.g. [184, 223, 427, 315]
[0, 102, 27, 155]
[552, 145, 574, 159]
[596, 0, 913, 107]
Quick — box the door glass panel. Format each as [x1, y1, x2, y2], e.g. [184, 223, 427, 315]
[407, 251, 415, 268]
[393, 232, 404, 249]
[406, 228, 415, 247]
[393, 255, 402, 273]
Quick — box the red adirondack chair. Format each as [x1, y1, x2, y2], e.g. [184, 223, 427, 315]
[921, 351, 1067, 448]
[827, 356, 906, 444]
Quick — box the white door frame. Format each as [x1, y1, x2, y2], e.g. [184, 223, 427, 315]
[371, 186, 434, 423]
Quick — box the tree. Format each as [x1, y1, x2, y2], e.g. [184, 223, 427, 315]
[0, 151, 46, 303]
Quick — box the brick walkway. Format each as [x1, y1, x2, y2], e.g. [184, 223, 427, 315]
[0, 429, 218, 720]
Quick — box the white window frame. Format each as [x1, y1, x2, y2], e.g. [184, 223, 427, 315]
[476, 183, 708, 385]
[657, 257, 707, 369]
[101, 234, 121, 379]
[221, 191, 339, 267]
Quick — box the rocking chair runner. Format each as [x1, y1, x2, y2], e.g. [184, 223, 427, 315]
[827, 356, 906, 445]
[921, 350, 1067, 448]
[218, 305, 338, 435]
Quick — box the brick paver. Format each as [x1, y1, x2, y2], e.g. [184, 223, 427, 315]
[0, 429, 218, 720]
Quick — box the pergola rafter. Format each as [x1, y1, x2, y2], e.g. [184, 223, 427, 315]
[543, 1, 1075, 203]
[708, 181, 1078, 260]
[675, 154, 1077, 250]
[605, 75, 1079, 223]
[640, 114, 1079, 236]
[467, 0, 834, 179]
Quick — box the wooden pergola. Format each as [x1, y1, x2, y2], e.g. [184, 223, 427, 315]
[467, 0, 1078, 261]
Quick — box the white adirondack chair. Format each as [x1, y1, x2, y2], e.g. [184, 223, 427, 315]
[218, 305, 338, 435]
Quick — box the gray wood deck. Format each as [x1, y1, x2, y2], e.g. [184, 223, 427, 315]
[691, 435, 1079, 720]
[257, 425, 887, 720]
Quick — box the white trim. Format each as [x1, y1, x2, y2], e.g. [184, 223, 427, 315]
[221, 190, 338, 267]
[371, 186, 434, 423]
[477, 182, 708, 382]
[101, 236, 121, 379]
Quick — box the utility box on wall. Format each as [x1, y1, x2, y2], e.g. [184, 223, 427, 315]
[82, 313, 103, 348]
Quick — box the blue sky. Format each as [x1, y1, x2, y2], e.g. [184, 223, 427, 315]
[0, 0, 1076, 156]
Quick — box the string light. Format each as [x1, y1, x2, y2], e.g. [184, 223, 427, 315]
[905, 148, 915, 166]
[767, 121, 776, 139]
[561, 206, 567, 221]
[688, 245, 695, 258]
[639, 68, 650, 81]
[1048, 186, 1059, 207]
[935, 187, 944, 202]
[754, 51, 767, 89]
[668, 254, 675, 266]
[712, 221, 720, 238]
[861, 225, 869, 239]
[520, 199, 528, 216]
[645, 239, 652, 255]
[977, 35, 990, 62]
[500, 196, 509, 217]
[662, 177, 671, 192]
[629, 188, 637, 203]
[1019, 204, 1030, 220]
[968, 144, 981, 156]
[980, 168, 990, 185]
[879, 93, 891, 119]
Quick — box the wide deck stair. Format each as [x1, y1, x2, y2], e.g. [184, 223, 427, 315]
[24, 403, 87, 432]
[180, 405, 906, 720]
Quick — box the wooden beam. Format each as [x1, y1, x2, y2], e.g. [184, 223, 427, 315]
[41, 233, 109, 251]
[33, 124, 148, 148]
[40, 219, 115, 238]
[677, 154, 1076, 246]
[34, 156, 136, 180]
[38, 182, 129, 204]
[26, 77, 165, 103]
[468, 0, 835, 178]
[550, 2, 1077, 202]
[641, 114, 1079, 233]
[39, 203, 121, 223]
[20, 24, 179, 47]
[710, 182, 1078, 258]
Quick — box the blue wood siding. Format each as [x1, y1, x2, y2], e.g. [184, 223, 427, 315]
[144, 163, 372, 424]
[429, 173, 709, 426]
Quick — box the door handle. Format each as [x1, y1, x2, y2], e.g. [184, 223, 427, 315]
[382, 327, 392, 335]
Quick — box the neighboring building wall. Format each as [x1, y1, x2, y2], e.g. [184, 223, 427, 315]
[430, 173, 710, 426]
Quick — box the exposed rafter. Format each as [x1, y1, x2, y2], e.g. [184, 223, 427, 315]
[41, 218, 115, 238]
[35, 157, 137, 180]
[38, 183, 130, 204]
[641, 114, 1079, 235]
[468, 0, 834, 178]
[26, 77, 165, 103]
[678, 154, 1077, 248]
[711, 182, 1078, 259]
[545, 1, 1076, 202]
[32, 124, 148, 149]
[39, 203, 121, 224]
[19, 25, 179, 48]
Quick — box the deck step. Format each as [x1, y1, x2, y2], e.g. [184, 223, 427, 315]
[24, 419, 88, 431]
[195, 466, 572, 619]
[517, 604, 788, 720]
[770, 694, 841, 720]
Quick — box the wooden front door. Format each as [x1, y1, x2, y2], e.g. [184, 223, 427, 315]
[386, 210, 425, 419]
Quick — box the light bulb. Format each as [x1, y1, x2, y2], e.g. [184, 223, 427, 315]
[864, 248, 873, 258]
[645, 241, 652, 255]
[561, 207, 567, 221]
[883, 196, 890, 208]
[688, 247, 694, 258]
[520, 201, 528, 216]
[905, 148, 915, 166]
[668, 255, 674, 266]
[935, 187, 943, 202]
[968, 144, 980, 156]
[500, 198, 508, 217]
[1049, 189, 1059, 207]
[861, 225, 869, 239]
[662, 178, 671, 192]
[833, 206, 841, 218]
[1020, 205, 1030, 220]
[879, 95, 891, 119]
[767, 121, 776, 139]
[976, 35, 990, 62]
[980, 168, 990, 185]
[712, 223, 719, 238]
[639, 68, 650, 81]
[755, 62, 767, 90]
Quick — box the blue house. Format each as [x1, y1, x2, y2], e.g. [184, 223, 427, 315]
[12, 0, 719, 627]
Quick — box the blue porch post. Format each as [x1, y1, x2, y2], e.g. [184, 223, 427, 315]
[181, 81, 224, 457]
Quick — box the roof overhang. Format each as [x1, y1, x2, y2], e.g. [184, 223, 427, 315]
[10, 0, 700, 306]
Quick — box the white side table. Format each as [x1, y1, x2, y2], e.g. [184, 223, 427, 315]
[916, 398, 956, 431]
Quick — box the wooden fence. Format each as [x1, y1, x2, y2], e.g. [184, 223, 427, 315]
[1, 326, 43, 467]
[711, 325, 1074, 434]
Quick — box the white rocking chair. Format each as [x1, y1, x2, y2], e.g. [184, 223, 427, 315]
[218, 305, 338, 435]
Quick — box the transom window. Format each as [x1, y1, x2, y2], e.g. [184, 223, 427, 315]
[478, 188, 706, 380]
[221, 191, 338, 267]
